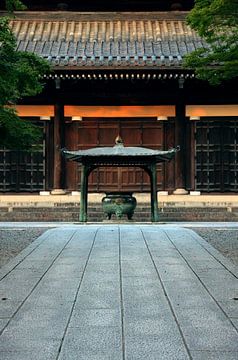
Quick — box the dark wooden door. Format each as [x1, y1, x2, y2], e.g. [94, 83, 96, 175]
[0, 121, 45, 193]
[195, 119, 238, 192]
[75, 118, 165, 192]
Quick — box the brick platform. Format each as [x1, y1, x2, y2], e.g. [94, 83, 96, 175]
[1, 194, 238, 222]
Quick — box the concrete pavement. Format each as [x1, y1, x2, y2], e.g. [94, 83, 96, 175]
[0, 225, 238, 360]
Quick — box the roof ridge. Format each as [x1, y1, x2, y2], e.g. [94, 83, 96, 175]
[1, 10, 189, 21]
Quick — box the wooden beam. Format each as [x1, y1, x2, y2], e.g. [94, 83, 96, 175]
[186, 105, 238, 118]
[13, 105, 54, 117]
[65, 105, 175, 118]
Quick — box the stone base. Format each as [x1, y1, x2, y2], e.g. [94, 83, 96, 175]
[190, 191, 201, 196]
[39, 191, 50, 196]
[173, 188, 189, 195]
[50, 189, 67, 195]
[71, 191, 80, 196]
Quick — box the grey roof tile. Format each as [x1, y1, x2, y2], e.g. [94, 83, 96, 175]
[62, 144, 178, 162]
[7, 12, 206, 69]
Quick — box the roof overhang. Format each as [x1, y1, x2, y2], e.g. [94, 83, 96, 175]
[63, 144, 178, 166]
[3, 11, 205, 71]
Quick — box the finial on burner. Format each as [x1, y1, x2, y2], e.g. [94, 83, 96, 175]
[115, 135, 124, 145]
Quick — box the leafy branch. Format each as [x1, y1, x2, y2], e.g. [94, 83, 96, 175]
[184, 0, 238, 85]
[0, 1, 51, 149]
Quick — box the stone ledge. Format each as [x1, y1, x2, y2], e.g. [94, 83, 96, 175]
[1, 194, 238, 207]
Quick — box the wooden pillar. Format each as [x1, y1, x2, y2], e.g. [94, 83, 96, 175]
[150, 163, 159, 222]
[44, 120, 54, 190]
[173, 82, 188, 195]
[189, 121, 196, 191]
[80, 164, 88, 222]
[164, 118, 176, 191]
[51, 102, 66, 194]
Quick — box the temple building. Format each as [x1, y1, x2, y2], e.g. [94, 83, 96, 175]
[0, 0, 238, 196]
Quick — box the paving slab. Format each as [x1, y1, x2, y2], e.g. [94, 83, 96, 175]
[0, 225, 238, 360]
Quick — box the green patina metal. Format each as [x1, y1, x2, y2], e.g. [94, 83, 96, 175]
[102, 192, 137, 220]
[62, 137, 178, 222]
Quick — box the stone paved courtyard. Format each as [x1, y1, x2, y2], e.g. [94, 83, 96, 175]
[0, 225, 238, 360]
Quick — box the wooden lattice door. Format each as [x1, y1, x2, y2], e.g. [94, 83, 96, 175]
[0, 121, 45, 192]
[195, 119, 238, 192]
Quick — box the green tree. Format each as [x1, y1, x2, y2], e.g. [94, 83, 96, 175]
[184, 0, 238, 85]
[0, 0, 50, 149]
[5, 0, 26, 12]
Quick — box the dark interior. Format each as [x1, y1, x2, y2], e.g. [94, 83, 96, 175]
[0, 0, 195, 11]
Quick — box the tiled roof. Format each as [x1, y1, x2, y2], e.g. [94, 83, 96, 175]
[8, 11, 206, 69]
[63, 144, 178, 162]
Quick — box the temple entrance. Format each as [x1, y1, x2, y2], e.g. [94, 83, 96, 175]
[76, 118, 164, 192]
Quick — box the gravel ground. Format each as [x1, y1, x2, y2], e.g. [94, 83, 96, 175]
[0, 226, 238, 268]
[190, 227, 238, 266]
[0, 228, 49, 268]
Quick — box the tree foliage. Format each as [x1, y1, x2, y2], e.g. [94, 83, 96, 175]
[0, 0, 50, 149]
[5, 0, 26, 12]
[184, 0, 238, 85]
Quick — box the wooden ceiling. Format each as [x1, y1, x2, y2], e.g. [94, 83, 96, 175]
[0, 0, 194, 11]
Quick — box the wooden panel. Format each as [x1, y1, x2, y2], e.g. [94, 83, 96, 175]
[120, 121, 141, 145]
[143, 126, 163, 146]
[96, 121, 119, 190]
[78, 121, 98, 147]
[164, 119, 175, 191]
[65, 122, 79, 190]
[98, 122, 118, 145]
[119, 122, 143, 190]
[75, 118, 165, 192]
[143, 121, 164, 191]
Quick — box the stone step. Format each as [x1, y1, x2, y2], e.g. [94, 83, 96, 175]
[0, 204, 238, 222]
